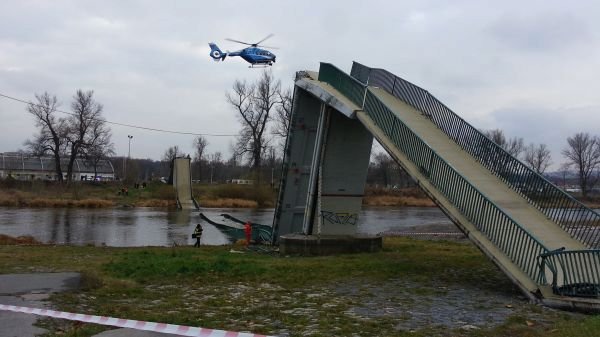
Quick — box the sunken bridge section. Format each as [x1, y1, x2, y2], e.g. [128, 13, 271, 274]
[271, 61, 600, 311]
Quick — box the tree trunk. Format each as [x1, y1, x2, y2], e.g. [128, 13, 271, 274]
[53, 151, 63, 183]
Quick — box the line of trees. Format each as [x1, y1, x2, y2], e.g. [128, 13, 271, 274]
[24, 91, 114, 183]
[367, 128, 600, 198]
[466, 129, 600, 197]
[20, 78, 598, 201]
[151, 140, 282, 186]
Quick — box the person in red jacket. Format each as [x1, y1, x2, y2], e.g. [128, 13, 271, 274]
[244, 221, 252, 246]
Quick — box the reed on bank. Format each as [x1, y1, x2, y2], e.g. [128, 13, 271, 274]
[3, 180, 595, 209]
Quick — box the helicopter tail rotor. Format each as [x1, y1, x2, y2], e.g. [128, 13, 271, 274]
[208, 43, 227, 61]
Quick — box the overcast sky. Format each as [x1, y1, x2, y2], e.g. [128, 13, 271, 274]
[1, 0, 599, 169]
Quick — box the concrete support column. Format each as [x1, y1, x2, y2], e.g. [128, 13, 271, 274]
[302, 103, 328, 235]
[273, 82, 373, 241]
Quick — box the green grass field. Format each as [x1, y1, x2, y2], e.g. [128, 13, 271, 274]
[1, 237, 598, 337]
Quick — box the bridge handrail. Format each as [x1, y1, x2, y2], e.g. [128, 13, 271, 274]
[539, 249, 600, 297]
[318, 62, 599, 296]
[350, 61, 600, 249]
[362, 88, 549, 282]
[318, 63, 367, 108]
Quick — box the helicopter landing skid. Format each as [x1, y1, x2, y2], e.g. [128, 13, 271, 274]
[249, 63, 273, 68]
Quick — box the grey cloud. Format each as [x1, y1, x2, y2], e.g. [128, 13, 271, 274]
[489, 104, 600, 168]
[488, 12, 589, 52]
[1, 1, 600, 161]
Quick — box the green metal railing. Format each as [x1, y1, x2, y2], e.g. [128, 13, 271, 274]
[319, 62, 600, 297]
[363, 89, 548, 282]
[350, 61, 600, 250]
[318, 63, 366, 108]
[540, 249, 600, 297]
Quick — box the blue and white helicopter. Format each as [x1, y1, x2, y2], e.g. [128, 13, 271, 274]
[209, 34, 277, 67]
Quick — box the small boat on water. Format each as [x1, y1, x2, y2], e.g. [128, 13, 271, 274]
[199, 213, 272, 244]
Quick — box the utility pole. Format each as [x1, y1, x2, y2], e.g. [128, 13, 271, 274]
[125, 135, 133, 180]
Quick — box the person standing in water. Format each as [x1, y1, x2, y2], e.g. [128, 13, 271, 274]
[193, 224, 203, 247]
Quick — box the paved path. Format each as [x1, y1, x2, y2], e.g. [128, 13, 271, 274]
[0, 273, 80, 337]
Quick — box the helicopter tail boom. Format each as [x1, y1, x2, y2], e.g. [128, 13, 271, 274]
[208, 43, 227, 61]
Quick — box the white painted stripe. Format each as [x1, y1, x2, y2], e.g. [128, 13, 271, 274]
[0, 304, 274, 337]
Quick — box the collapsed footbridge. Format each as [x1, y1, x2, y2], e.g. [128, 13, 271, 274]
[173, 157, 199, 210]
[272, 62, 600, 310]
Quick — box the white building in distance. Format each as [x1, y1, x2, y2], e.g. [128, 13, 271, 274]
[0, 152, 115, 181]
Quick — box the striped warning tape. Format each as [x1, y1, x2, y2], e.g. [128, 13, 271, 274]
[0, 304, 274, 337]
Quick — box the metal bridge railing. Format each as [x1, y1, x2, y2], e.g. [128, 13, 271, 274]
[318, 63, 367, 108]
[350, 61, 600, 250]
[539, 249, 600, 297]
[320, 62, 599, 296]
[363, 89, 548, 282]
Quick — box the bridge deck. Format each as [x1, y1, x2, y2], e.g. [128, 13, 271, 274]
[174, 159, 198, 210]
[289, 68, 599, 309]
[369, 87, 585, 251]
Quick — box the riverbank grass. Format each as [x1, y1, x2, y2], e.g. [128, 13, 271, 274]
[0, 237, 598, 337]
[0, 180, 448, 208]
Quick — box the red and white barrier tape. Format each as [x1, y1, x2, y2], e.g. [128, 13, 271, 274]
[0, 304, 274, 337]
[383, 232, 464, 236]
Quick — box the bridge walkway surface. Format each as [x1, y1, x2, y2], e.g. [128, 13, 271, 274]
[304, 62, 600, 311]
[369, 87, 585, 251]
[173, 158, 199, 210]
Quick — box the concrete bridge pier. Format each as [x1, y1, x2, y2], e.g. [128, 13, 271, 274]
[273, 73, 381, 254]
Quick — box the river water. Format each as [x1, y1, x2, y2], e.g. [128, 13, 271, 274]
[0, 207, 453, 247]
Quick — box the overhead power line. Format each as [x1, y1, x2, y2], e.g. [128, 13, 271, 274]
[0, 93, 237, 137]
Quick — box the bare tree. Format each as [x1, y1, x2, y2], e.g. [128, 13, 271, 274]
[24, 92, 67, 182]
[562, 132, 600, 197]
[210, 151, 223, 164]
[524, 143, 552, 174]
[83, 118, 115, 180]
[373, 152, 395, 187]
[273, 88, 293, 139]
[193, 136, 209, 182]
[226, 70, 281, 181]
[208, 151, 223, 183]
[162, 145, 182, 184]
[162, 145, 181, 162]
[65, 90, 104, 183]
[483, 129, 525, 158]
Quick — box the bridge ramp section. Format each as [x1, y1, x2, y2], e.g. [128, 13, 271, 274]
[173, 158, 199, 210]
[305, 64, 600, 308]
[369, 87, 585, 251]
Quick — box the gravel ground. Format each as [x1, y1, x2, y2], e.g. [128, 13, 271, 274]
[331, 279, 565, 332]
[64, 278, 583, 337]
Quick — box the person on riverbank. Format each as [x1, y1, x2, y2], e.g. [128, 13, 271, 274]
[244, 221, 252, 246]
[193, 224, 203, 247]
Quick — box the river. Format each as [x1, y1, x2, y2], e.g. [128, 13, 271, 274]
[0, 207, 453, 247]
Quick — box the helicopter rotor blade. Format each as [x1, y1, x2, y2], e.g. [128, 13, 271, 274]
[255, 33, 274, 45]
[225, 38, 253, 46]
[256, 45, 279, 50]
